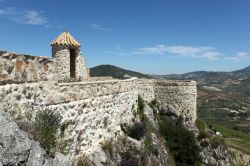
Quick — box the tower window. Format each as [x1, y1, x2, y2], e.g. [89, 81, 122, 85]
[70, 49, 76, 79]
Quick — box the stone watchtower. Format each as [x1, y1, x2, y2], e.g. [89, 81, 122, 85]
[51, 32, 89, 81]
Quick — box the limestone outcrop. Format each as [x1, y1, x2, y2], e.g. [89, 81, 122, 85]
[0, 111, 69, 166]
[201, 144, 231, 166]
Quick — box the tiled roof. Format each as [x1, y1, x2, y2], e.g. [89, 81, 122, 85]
[51, 32, 80, 47]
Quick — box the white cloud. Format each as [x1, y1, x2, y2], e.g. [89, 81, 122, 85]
[201, 51, 220, 60]
[133, 45, 220, 60]
[89, 24, 112, 31]
[104, 44, 250, 62]
[0, 7, 48, 25]
[225, 52, 250, 61]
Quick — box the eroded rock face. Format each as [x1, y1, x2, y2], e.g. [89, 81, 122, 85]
[0, 111, 69, 166]
[201, 144, 231, 166]
[88, 135, 168, 166]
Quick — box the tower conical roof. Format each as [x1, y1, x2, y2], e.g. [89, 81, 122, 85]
[51, 32, 80, 47]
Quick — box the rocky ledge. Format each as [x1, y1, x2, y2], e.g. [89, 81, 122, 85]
[0, 111, 69, 166]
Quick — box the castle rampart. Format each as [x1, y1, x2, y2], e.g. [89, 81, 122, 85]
[137, 79, 197, 126]
[0, 51, 56, 83]
[154, 80, 197, 125]
[0, 76, 196, 154]
[0, 31, 197, 157]
[0, 78, 138, 154]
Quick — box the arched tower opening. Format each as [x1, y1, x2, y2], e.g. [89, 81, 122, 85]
[70, 49, 76, 79]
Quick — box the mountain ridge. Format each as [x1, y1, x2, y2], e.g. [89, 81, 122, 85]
[90, 64, 250, 78]
[90, 64, 152, 79]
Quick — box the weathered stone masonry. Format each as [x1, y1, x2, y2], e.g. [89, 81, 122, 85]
[0, 31, 197, 157]
[138, 79, 197, 125]
[0, 78, 138, 155]
[0, 51, 56, 83]
[0, 32, 89, 84]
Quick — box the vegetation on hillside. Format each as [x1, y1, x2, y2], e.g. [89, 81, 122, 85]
[155, 65, 250, 162]
[206, 120, 250, 155]
[138, 96, 202, 166]
[159, 116, 201, 166]
[90, 64, 152, 79]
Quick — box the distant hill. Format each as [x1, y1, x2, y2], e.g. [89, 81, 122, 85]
[90, 64, 152, 79]
[232, 66, 250, 75]
[155, 66, 250, 83]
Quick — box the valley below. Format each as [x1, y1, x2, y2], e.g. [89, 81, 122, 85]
[155, 66, 250, 165]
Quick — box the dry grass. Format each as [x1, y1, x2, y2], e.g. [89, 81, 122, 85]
[71, 154, 93, 166]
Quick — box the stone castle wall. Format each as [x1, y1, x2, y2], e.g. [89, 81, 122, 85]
[154, 80, 197, 126]
[52, 46, 70, 81]
[0, 49, 197, 157]
[0, 78, 138, 155]
[137, 79, 155, 102]
[0, 76, 197, 155]
[137, 79, 197, 127]
[75, 53, 89, 79]
[52, 46, 89, 81]
[0, 50, 89, 84]
[0, 51, 56, 83]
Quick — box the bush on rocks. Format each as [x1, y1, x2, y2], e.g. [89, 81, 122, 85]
[123, 122, 146, 140]
[33, 109, 62, 156]
[196, 118, 209, 140]
[159, 116, 201, 166]
[15, 109, 62, 157]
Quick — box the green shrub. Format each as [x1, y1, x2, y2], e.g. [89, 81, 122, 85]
[159, 117, 201, 166]
[120, 149, 140, 166]
[148, 99, 157, 109]
[200, 140, 209, 147]
[33, 110, 62, 156]
[196, 118, 209, 140]
[60, 122, 69, 137]
[57, 139, 70, 155]
[138, 95, 145, 111]
[150, 99, 157, 106]
[123, 122, 146, 140]
[144, 134, 158, 156]
[196, 118, 207, 133]
[136, 96, 154, 135]
[210, 136, 225, 149]
[101, 140, 114, 157]
[233, 126, 239, 131]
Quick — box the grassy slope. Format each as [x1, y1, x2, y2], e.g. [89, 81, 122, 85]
[206, 119, 250, 154]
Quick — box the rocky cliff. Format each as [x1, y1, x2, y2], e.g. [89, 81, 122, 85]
[0, 111, 69, 166]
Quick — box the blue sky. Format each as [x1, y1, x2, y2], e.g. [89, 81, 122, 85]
[0, 0, 250, 74]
